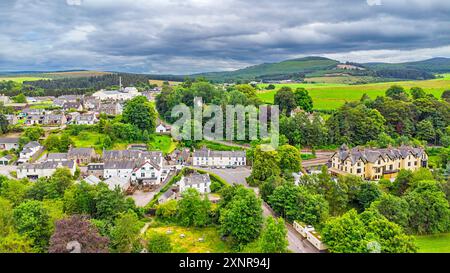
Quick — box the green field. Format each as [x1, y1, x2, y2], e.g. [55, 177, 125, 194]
[257, 76, 450, 110]
[0, 77, 49, 83]
[145, 223, 231, 253]
[415, 233, 450, 253]
[69, 131, 177, 154]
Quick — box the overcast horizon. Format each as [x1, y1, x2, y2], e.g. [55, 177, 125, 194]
[2, 0, 450, 74]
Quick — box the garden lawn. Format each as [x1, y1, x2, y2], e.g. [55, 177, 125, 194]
[145, 224, 231, 253]
[415, 233, 450, 253]
[257, 77, 450, 110]
[148, 135, 178, 154]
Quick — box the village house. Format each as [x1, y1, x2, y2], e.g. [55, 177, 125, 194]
[168, 148, 191, 166]
[293, 221, 328, 251]
[84, 174, 101, 186]
[17, 160, 76, 179]
[17, 141, 42, 164]
[5, 114, 18, 125]
[103, 160, 140, 180]
[83, 97, 101, 111]
[74, 113, 98, 125]
[156, 123, 171, 134]
[0, 137, 20, 151]
[87, 163, 104, 179]
[102, 150, 163, 168]
[26, 114, 44, 125]
[130, 160, 163, 185]
[46, 153, 68, 162]
[92, 87, 139, 101]
[53, 95, 84, 107]
[62, 101, 84, 111]
[329, 144, 428, 180]
[193, 147, 246, 168]
[178, 172, 211, 194]
[43, 114, 67, 126]
[0, 94, 10, 105]
[67, 147, 98, 164]
[99, 102, 123, 115]
[0, 154, 13, 166]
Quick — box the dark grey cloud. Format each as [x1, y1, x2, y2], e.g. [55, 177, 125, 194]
[1, 0, 450, 74]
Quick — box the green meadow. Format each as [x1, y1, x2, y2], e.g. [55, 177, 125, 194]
[415, 233, 450, 253]
[257, 75, 450, 110]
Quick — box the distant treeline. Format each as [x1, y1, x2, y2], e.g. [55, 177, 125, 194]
[372, 69, 435, 80]
[0, 73, 186, 97]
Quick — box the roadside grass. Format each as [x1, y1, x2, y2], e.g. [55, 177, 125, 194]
[257, 77, 449, 110]
[145, 223, 231, 253]
[415, 233, 450, 253]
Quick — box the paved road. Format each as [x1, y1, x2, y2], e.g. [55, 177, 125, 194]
[0, 165, 16, 179]
[205, 167, 318, 253]
[302, 151, 334, 168]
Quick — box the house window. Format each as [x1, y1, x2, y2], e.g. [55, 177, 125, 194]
[357, 169, 362, 174]
[408, 162, 411, 167]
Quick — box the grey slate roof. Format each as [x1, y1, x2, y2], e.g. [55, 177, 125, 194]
[102, 150, 162, 164]
[104, 160, 142, 170]
[47, 153, 68, 160]
[19, 160, 75, 170]
[183, 173, 211, 186]
[333, 144, 426, 165]
[24, 141, 41, 149]
[0, 137, 20, 144]
[68, 148, 95, 157]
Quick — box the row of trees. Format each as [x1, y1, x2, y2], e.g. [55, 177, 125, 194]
[277, 86, 450, 147]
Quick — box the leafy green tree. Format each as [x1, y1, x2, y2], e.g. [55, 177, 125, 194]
[219, 186, 263, 247]
[248, 146, 280, 185]
[410, 87, 426, 100]
[269, 184, 329, 226]
[110, 211, 143, 253]
[442, 90, 450, 103]
[416, 119, 435, 142]
[370, 194, 410, 228]
[13, 200, 51, 252]
[0, 197, 14, 237]
[123, 96, 157, 132]
[63, 181, 97, 215]
[12, 93, 27, 103]
[274, 86, 297, 116]
[356, 182, 382, 210]
[405, 180, 450, 234]
[23, 127, 44, 141]
[0, 178, 29, 206]
[0, 114, 8, 134]
[322, 209, 416, 253]
[259, 217, 288, 253]
[392, 169, 414, 196]
[386, 85, 408, 100]
[94, 183, 132, 221]
[0, 232, 34, 253]
[278, 144, 301, 172]
[58, 134, 74, 152]
[146, 232, 173, 253]
[156, 199, 178, 219]
[293, 88, 313, 112]
[177, 188, 211, 227]
[44, 134, 61, 151]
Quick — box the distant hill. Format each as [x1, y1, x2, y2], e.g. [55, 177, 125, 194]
[363, 57, 450, 74]
[193, 57, 340, 82]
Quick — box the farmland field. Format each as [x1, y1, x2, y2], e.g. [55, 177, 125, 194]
[0, 76, 49, 83]
[415, 233, 450, 253]
[257, 75, 450, 110]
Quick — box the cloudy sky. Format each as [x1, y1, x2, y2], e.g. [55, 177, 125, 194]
[1, 0, 450, 74]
